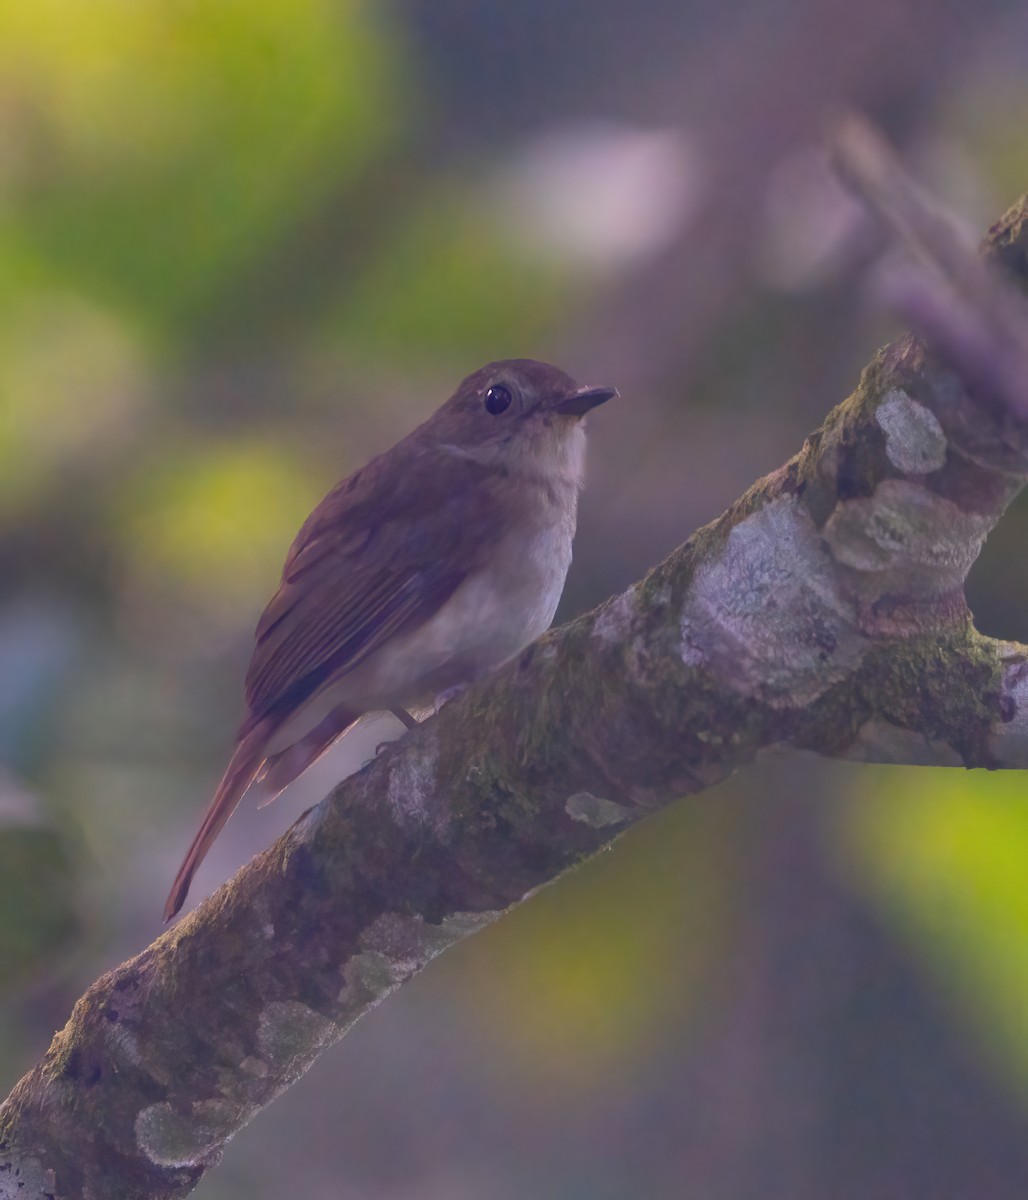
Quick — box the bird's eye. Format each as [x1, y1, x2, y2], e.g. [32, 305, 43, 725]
[484, 384, 513, 415]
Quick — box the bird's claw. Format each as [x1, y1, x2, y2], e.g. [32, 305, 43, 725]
[432, 684, 469, 713]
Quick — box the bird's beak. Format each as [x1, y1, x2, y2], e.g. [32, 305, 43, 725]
[555, 384, 619, 418]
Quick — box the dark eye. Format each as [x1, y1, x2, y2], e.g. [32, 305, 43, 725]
[484, 384, 512, 415]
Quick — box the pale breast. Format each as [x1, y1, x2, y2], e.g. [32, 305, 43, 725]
[359, 498, 574, 705]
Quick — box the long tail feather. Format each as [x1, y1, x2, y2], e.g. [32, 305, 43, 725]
[255, 704, 359, 810]
[163, 720, 273, 922]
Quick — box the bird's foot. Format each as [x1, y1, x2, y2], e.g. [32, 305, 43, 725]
[432, 683, 469, 714]
[374, 696, 462, 756]
[374, 708, 420, 756]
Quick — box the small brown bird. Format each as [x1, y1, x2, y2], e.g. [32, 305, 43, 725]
[163, 359, 615, 920]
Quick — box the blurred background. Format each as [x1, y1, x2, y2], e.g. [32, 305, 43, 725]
[3, 1, 1028, 1197]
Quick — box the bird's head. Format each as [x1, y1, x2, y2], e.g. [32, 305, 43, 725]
[424, 358, 617, 482]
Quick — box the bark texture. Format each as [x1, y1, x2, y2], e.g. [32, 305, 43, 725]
[3, 156, 1028, 1199]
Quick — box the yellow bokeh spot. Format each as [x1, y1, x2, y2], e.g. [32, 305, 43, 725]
[0, 0, 400, 327]
[453, 801, 729, 1090]
[116, 439, 326, 626]
[843, 766, 1028, 1093]
[0, 292, 147, 513]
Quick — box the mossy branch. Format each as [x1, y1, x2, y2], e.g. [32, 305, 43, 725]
[3, 131, 1028, 1200]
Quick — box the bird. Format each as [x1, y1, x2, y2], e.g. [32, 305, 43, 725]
[163, 358, 617, 921]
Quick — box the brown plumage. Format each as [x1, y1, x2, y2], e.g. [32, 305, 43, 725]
[163, 359, 616, 921]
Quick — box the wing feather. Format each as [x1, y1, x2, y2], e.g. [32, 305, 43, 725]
[242, 445, 500, 724]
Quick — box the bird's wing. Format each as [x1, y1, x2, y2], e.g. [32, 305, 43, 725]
[242, 447, 498, 726]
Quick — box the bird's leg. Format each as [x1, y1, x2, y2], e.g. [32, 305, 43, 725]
[375, 697, 461, 756]
[390, 707, 420, 730]
[373, 708, 420, 757]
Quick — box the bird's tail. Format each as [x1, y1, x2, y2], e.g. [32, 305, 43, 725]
[163, 720, 272, 923]
[254, 703, 360, 810]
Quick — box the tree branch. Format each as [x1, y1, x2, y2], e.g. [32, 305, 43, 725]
[4, 129, 1028, 1200]
[833, 113, 1028, 423]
